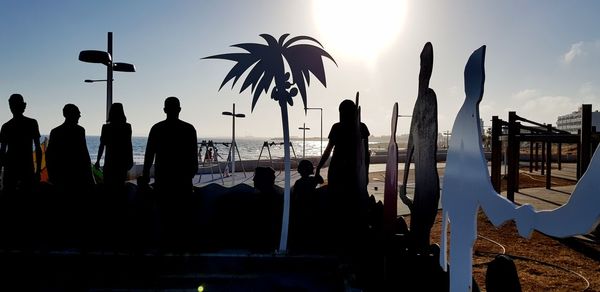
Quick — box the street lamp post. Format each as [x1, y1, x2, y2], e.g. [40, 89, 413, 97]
[79, 32, 135, 122]
[397, 114, 412, 136]
[443, 130, 451, 149]
[222, 103, 245, 178]
[305, 107, 323, 155]
[298, 123, 310, 158]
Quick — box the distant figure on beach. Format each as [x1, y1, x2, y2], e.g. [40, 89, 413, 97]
[399, 42, 440, 250]
[316, 99, 370, 194]
[140, 97, 198, 194]
[0, 94, 42, 194]
[205, 147, 213, 163]
[46, 104, 94, 192]
[94, 103, 133, 189]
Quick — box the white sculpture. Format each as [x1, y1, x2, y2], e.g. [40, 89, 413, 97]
[520, 146, 600, 238]
[440, 45, 531, 292]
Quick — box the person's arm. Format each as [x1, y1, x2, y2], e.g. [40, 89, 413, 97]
[190, 127, 199, 178]
[315, 140, 333, 180]
[141, 127, 156, 184]
[126, 124, 133, 170]
[95, 141, 105, 169]
[34, 137, 42, 180]
[0, 143, 5, 171]
[95, 125, 106, 168]
[32, 121, 42, 178]
[399, 122, 415, 209]
[0, 125, 6, 170]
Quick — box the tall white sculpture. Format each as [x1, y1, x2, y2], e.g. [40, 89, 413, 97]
[440, 45, 531, 291]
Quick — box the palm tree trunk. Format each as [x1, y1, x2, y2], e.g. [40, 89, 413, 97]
[278, 98, 291, 253]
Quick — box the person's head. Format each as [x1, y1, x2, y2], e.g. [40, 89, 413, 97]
[8, 94, 26, 116]
[62, 104, 81, 124]
[297, 159, 314, 177]
[164, 96, 181, 119]
[108, 102, 127, 124]
[339, 99, 357, 124]
[253, 166, 276, 192]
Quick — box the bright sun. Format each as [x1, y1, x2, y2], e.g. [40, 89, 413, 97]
[312, 0, 407, 62]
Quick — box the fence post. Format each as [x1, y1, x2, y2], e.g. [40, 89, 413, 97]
[580, 104, 592, 175]
[546, 124, 552, 189]
[535, 142, 539, 171]
[507, 112, 517, 201]
[557, 143, 562, 171]
[491, 116, 502, 193]
[541, 141, 545, 175]
[577, 129, 582, 179]
[529, 140, 533, 172]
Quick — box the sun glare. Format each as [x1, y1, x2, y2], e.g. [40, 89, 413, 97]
[313, 0, 407, 62]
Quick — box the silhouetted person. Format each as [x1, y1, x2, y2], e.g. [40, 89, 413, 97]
[315, 99, 370, 251]
[140, 97, 198, 249]
[253, 166, 283, 250]
[140, 97, 198, 193]
[0, 94, 42, 194]
[293, 159, 323, 196]
[94, 103, 133, 189]
[290, 160, 323, 251]
[399, 42, 440, 250]
[315, 99, 370, 194]
[46, 104, 94, 193]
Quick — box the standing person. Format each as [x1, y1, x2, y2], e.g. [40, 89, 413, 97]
[45, 104, 94, 193]
[290, 160, 323, 251]
[139, 97, 198, 248]
[315, 99, 370, 250]
[0, 94, 42, 194]
[94, 103, 133, 189]
[140, 97, 198, 193]
[315, 99, 370, 195]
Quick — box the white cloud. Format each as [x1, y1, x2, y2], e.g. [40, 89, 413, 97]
[518, 95, 578, 124]
[562, 42, 584, 64]
[578, 82, 599, 102]
[512, 89, 539, 99]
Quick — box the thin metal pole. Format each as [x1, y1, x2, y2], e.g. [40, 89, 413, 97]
[106, 32, 113, 122]
[232, 103, 236, 178]
[319, 109, 322, 155]
[306, 108, 323, 156]
[303, 123, 306, 158]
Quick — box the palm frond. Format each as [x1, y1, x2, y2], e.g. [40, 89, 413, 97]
[282, 35, 324, 49]
[278, 34, 290, 46]
[260, 34, 279, 48]
[283, 43, 336, 108]
[204, 52, 259, 90]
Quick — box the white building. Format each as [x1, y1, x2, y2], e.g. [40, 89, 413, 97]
[556, 106, 600, 134]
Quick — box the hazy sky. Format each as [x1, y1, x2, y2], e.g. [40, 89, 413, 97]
[2, 0, 600, 139]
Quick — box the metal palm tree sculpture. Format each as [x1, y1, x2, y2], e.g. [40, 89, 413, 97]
[205, 34, 336, 252]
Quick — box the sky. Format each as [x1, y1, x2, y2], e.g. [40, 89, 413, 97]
[2, 0, 600, 139]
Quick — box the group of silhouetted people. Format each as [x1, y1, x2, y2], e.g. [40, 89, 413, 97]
[0, 94, 198, 195]
[0, 93, 378, 253]
[0, 93, 201, 250]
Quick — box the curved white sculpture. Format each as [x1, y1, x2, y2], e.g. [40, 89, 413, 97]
[440, 45, 529, 292]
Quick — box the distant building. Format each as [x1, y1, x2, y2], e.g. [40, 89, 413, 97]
[556, 106, 600, 134]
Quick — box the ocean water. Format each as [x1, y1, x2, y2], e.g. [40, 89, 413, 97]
[76, 136, 325, 165]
